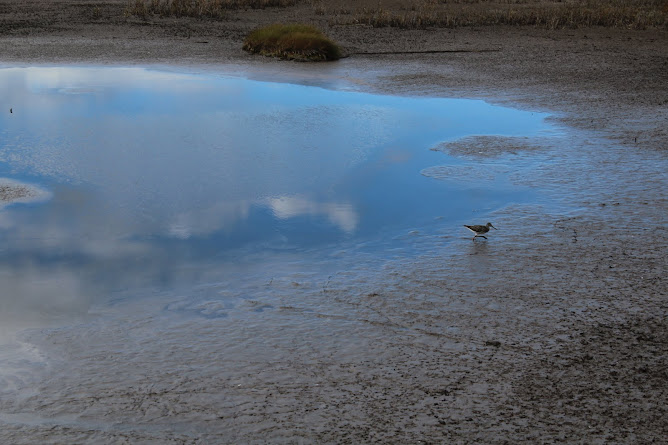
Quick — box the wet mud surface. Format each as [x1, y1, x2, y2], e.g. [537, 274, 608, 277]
[0, 181, 36, 202]
[0, 0, 667, 443]
[431, 135, 550, 159]
[0, 179, 48, 205]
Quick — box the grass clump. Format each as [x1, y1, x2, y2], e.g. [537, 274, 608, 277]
[243, 24, 342, 61]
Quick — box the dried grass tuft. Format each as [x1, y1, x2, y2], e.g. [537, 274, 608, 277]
[124, 0, 298, 19]
[341, 0, 668, 30]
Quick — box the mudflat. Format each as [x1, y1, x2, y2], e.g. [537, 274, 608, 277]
[1, 0, 667, 443]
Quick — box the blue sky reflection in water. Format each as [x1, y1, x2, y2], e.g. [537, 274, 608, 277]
[0, 66, 555, 310]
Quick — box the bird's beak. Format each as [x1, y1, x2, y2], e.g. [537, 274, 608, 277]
[491, 225, 497, 230]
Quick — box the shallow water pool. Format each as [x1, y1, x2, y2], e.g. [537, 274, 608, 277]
[0, 66, 560, 326]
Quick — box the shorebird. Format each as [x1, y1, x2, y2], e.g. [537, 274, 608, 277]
[464, 222, 497, 240]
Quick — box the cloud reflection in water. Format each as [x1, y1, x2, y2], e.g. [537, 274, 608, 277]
[267, 195, 358, 234]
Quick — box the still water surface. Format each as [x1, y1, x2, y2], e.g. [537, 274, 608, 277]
[0, 66, 554, 324]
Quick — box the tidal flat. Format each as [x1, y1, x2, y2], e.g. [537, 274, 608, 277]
[0, 0, 666, 442]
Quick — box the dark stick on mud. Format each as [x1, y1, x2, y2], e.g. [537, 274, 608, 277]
[350, 48, 501, 55]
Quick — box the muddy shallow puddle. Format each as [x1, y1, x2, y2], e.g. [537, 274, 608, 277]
[0, 66, 566, 438]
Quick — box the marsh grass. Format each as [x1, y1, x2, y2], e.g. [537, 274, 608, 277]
[243, 24, 342, 61]
[125, 0, 298, 19]
[341, 0, 668, 30]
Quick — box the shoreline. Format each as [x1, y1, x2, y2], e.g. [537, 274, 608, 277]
[4, 26, 665, 154]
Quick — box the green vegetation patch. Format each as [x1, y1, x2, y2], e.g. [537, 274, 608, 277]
[243, 24, 342, 61]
